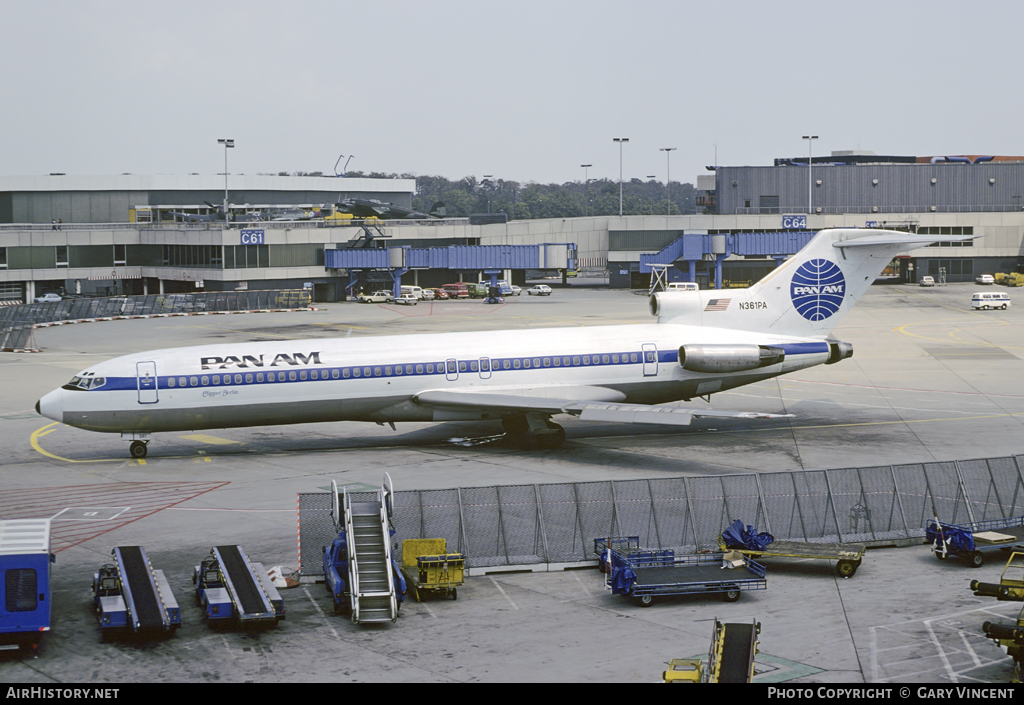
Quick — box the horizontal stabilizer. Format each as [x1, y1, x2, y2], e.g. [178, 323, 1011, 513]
[833, 233, 974, 248]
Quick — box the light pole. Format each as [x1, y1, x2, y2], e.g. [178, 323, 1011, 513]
[613, 138, 629, 215]
[660, 147, 676, 216]
[580, 164, 592, 216]
[802, 135, 818, 215]
[482, 174, 493, 212]
[218, 138, 234, 222]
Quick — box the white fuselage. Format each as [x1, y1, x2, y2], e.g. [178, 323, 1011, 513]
[36, 321, 829, 434]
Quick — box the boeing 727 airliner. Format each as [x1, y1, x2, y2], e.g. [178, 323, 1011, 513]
[36, 229, 969, 458]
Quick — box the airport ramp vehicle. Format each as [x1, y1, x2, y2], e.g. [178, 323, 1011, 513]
[93, 545, 180, 633]
[662, 617, 761, 683]
[325, 476, 405, 623]
[400, 538, 464, 602]
[970, 552, 1024, 682]
[596, 537, 766, 606]
[926, 515, 1024, 568]
[193, 545, 284, 625]
[0, 519, 53, 651]
[719, 520, 865, 577]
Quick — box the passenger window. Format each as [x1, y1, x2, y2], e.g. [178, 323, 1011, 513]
[503, 360, 511, 370]
[190, 377, 198, 387]
[426, 364, 434, 374]
[245, 374, 253, 384]
[212, 376, 220, 385]
[582, 356, 590, 365]
[543, 358, 550, 367]
[394, 366, 402, 375]
[300, 371, 307, 380]
[533, 358, 541, 368]
[469, 361, 478, 372]
[363, 367, 371, 377]
[405, 365, 413, 374]
[289, 371, 297, 381]
[553, 357, 560, 367]
[630, 353, 638, 363]
[256, 373, 264, 383]
[514, 359, 521, 369]
[374, 368, 381, 377]
[602, 355, 610, 364]
[311, 370, 318, 380]
[234, 374, 242, 384]
[459, 361, 467, 372]
[612, 354, 619, 363]
[523, 359, 531, 369]
[168, 378, 176, 388]
[573, 357, 580, 366]
[563, 357, 570, 366]
[416, 365, 424, 374]
[346, 368, 354, 378]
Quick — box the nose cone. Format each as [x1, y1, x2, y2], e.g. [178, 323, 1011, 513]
[37, 389, 64, 423]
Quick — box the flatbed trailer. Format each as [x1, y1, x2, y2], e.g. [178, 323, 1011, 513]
[926, 515, 1024, 568]
[717, 538, 866, 577]
[596, 537, 766, 606]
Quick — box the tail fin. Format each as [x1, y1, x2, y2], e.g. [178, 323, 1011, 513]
[652, 228, 973, 337]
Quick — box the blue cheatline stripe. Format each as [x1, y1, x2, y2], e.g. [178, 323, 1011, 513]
[78, 343, 830, 394]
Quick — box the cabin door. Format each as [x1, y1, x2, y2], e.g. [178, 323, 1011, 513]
[137, 361, 158, 404]
[642, 344, 658, 377]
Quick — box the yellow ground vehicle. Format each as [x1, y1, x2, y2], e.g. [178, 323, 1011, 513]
[663, 658, 704, 683]
[972, 552, 1024, 682]
[400, 539, 465, 601]
[662, 618, 760, 683]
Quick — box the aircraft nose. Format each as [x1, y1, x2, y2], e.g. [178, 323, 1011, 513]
[36, 389, 64, 423]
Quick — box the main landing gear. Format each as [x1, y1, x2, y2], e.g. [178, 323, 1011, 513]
[502, 413, 566, 449]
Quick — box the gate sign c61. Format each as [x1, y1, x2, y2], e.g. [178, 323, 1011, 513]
[240, 229, 265, 245]
[782, 215, 807, 229]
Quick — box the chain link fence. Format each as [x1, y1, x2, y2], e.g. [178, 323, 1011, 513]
[297, 455, 1024, 575]
[0, 290, 312, 351]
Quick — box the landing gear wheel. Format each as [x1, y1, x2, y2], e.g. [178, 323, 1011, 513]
[129, 441, 148, 459]
[532, 421, 566, 449]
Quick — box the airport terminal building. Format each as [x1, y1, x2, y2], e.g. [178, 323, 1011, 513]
[2, 154, 1023, 303]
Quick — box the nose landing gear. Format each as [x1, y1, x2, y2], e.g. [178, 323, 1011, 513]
[122, 432, 152, 459]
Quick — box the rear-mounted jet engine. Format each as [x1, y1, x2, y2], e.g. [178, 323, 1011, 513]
[678, 344, 785, 373]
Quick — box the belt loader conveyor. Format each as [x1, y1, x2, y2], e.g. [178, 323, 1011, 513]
[193, 545, 284, 625]
[93, 546, 181, 633]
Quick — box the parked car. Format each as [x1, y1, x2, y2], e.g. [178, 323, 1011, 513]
[527, 285, 552, 296]
[510, 285, 521, 296]
[976, 274, 995, 285]
[919, 276, 935, 287]
[394, 293, 419, 306]
[34, 293, 63, 303]
[358, 290, 392, 303]
[429, 288, 449, 300]
[421, 288, 435, 301]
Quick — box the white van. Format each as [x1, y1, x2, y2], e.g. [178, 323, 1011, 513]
[971, 292, 1011, 310]
[401, 285, 425, 300]
[666, 282, 699, 292]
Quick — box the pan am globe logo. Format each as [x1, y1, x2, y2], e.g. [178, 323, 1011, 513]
[790, 259, 846, 321]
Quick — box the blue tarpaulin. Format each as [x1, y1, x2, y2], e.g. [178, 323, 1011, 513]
[722, 520, 775, 551]
[925, 521, 975, 553]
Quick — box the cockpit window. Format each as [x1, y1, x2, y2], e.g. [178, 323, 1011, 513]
[62, 375, 106, 391]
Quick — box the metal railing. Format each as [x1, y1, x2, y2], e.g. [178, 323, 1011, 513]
[297, 455, 1024, 574]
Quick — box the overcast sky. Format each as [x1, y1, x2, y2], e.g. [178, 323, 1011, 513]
[3, 0, 1022, 188]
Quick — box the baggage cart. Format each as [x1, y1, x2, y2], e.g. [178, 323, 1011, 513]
[926, 515, 1024, 568]
[400, 538, 464, 601]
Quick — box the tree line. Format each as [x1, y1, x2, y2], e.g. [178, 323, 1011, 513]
[287, 171, 697, 219]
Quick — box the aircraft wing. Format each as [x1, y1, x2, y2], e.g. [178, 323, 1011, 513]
[414, 388, 792, 427]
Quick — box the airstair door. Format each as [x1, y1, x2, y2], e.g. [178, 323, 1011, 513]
[642, 344, 658, 377]
[137, 361, 158, 404]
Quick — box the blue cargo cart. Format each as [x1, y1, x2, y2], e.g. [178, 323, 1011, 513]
[594, 537, 766, 606]
[926, 515, 1024, 568]
[0, 519, 54, 652]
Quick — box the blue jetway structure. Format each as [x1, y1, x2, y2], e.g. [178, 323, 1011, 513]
[325, 243, 577, 300]
[639, 231, 817, 290]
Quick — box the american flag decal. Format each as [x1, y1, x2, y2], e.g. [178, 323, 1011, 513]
[704, 298, 731, 311]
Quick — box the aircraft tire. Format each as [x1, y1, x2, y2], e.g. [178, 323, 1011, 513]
[129, 441, 148, 459]
[502, 414, 530, 436]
